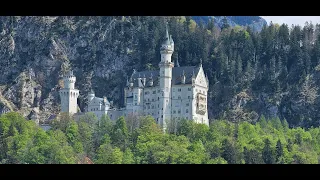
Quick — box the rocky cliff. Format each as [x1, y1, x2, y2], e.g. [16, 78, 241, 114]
[0, 16, 132, 124]
[0, 16, 319, 128]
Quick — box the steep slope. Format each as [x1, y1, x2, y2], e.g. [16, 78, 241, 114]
[0, 16, 319, 129]
[192, 16, 267, 31]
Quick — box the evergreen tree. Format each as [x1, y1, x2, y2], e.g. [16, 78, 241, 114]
[262, 138, 275, 164]
[275, 140, 283, 163]
[221, 16, 230, 30]
[244, 147, 264, 164]
[221, 139, 237, 164]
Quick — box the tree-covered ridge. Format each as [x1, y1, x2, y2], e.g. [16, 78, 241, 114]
[0, 16, 320, 129]
[1, 112, 319, 164]
[191, 16, 267, 31]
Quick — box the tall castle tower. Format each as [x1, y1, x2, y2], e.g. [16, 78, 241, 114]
[59, 70, 79, 114]
[159, 22, 174, 131]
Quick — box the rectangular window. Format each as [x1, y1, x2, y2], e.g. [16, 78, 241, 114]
[188, 96, 190, 99]
[186, 109, 188, 113]
[186, 103, 189, 106]
[173, 110, 176, 114]
[188, 88, 191, 91]
[153, 91, 156, 94]
[178, 110, 181, 114]
[178, 88, 181, 92]
[173, 88, 175, 92]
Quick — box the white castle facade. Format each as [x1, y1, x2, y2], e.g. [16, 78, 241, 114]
[59, 24, 209, 128]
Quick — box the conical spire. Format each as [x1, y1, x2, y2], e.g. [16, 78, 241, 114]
[165, 21, 169, 40]
[162, 21, 171, 45]
[129, 76, 133, 83]
[170, 35, 174, 44]
[175, 56, 180, 67]
[126, 76, 129, 86]
[181, 70, 186, 84]
[89, 89, 95, 95]
[200, 58, 202, 67]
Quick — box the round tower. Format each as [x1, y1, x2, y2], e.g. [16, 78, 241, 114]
[159, 22, 174, 132]
[59, 70, 79, 115]
[63, 71, 76, 89]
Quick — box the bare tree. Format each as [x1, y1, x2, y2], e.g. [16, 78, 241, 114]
[299, 75, 319, 106]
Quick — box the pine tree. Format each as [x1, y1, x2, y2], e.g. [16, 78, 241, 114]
[221, 16, 230, 30]
[262, 139, 275, 164]
[236, 55, 242, 82]
[221, 139, 237, 164]
[275, 140, 283, 163]
[244, 147, 264, 164]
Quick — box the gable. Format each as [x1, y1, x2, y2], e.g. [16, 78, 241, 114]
[195, 66, 208, 88]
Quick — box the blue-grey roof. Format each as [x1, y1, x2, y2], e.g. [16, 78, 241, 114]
[90, 97, 110, 106]
[130, 66, 200, 88]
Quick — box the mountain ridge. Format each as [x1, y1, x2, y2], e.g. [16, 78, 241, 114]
[192, 16, 267, 31]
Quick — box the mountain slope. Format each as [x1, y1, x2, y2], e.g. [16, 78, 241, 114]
[192, 16, 267, 31]
[0, 16, 319, 129]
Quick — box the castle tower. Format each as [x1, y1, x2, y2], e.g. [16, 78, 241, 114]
[59, 70, 79, 114]
[159, 22, 174, 131]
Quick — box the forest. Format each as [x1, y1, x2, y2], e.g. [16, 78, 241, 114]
[1, 16, 320, 164]
[96, 16, 320, 129]
[0, 112, 319, 164]
[1, 16, 320, 128]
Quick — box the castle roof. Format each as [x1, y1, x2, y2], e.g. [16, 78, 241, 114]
[89, 97, 110, 106]
[130, 66, 201, 88]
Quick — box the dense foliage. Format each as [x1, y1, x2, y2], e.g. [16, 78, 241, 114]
[1, 16, 320, 129]
[1, 112, 319, 164]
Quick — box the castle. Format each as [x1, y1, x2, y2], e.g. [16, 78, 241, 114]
[59, 23, 209, 129]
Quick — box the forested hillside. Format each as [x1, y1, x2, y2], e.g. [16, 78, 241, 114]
[192, 16, 267, 31]
[0, 16, 320, 129]
[1, 112, 319, 164]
